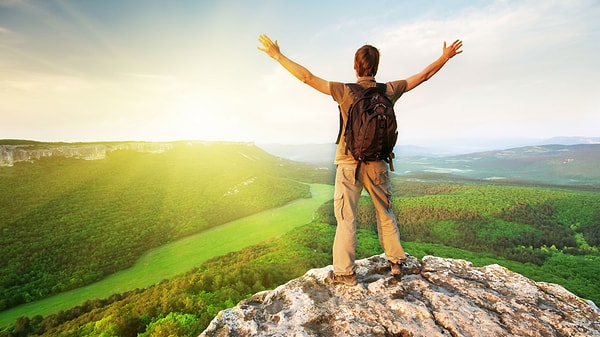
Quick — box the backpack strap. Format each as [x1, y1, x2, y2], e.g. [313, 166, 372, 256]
[335, 105, 343, 145]
[346, 83, 361, 94]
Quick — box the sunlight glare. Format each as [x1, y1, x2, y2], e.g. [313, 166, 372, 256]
[170, 90, 231, 141]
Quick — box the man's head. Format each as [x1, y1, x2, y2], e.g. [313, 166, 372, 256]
[354, 45, 380, 77]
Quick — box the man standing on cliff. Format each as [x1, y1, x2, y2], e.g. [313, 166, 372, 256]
[258, 34, 463, 285]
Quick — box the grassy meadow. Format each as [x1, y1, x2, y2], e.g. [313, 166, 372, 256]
[0, 141, 599, 336]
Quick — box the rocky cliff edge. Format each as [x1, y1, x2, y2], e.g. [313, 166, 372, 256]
[200, 254, 599, 337]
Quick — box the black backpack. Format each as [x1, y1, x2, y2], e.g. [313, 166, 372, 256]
[336, 83, 398, 171]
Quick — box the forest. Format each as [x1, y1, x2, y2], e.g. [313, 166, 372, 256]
[0, 141, 599, 336]
[0, 142, 325, 311]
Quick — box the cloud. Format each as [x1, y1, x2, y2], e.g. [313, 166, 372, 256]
[0, 22, 22, 45]
[354, 0, 600, 142]
[0, 0, 24, 6]
[2, 0, 598, 144]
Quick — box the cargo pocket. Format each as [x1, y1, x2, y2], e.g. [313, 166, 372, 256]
[373, 166, 393, 210]
[334, 190, 344, 221]
[373, 168, 389, 186]
[336, 165, 356, 185]
[334, 165, 356, 221]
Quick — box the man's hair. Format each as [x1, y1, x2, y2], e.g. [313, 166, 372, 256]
[354, 45, 380, 77]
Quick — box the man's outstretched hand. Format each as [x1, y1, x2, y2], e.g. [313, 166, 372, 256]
[258, 34, 281, 60]
[443, 39, 463, 60]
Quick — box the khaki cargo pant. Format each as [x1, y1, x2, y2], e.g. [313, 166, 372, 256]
[333, 161, 406, 275]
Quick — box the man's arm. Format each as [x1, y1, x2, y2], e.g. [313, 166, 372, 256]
[405, 39, 463, 92]
[258, 34, 331, 95]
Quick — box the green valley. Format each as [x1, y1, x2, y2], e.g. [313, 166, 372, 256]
[0, 184, 333, 327]
[0, 141, 329, 312]
[0, 140, 599, 337]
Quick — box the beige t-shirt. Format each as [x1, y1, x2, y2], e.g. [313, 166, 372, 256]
[329, 76, 407, 164]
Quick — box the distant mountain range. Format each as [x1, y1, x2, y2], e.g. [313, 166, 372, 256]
[401, 144, 600, 186]
[394, 137, 600, 157]
[258, 137, 600, 186]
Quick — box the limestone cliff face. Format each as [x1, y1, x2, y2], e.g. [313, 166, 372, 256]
[0, 142, 173, 166]
[200, 255, 600, 337]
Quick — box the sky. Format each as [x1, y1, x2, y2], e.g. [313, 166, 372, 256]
[1, 0, 599, 148]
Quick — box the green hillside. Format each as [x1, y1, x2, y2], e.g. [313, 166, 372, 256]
[0, 141, 598, 336]
[0, 142, 329, 311]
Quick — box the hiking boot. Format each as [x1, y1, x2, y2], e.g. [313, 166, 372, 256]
[325, 270, 358, 286]
[389, 260, 404, 277]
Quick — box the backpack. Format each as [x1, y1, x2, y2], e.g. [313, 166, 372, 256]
[336, 83, 398, 171]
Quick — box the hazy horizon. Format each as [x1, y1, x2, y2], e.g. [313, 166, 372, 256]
[4, 134, 599, 157]
[1, 0, 599, 145]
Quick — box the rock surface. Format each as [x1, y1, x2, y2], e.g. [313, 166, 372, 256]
[0, 142, 173, 166]
[200, 254, 600, 337]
